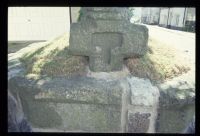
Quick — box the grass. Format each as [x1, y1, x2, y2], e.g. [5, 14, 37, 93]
[125, 36, 190, 83]
[19, 33, 88, 78]
[19, 33, 190, 83]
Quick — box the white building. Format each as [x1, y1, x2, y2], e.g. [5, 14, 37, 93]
[8, 7, 70, 41]
[8, 7, 195, 41]
[141, 7, 160, 24]
[159, 8, 169, 27]
[159, 7, 195, 31]
[168, 8, 186, 28]
[186, 8, 195, 21]
[184, 8, 195, 31]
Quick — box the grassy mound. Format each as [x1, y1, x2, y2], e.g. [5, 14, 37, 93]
[20, 33, 190, 82]
[20, 33, 88, 78]
[125, 37, 190, 83]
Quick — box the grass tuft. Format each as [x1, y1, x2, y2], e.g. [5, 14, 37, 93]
[125, 37, 190, 83]
[20, 33, 88, 77]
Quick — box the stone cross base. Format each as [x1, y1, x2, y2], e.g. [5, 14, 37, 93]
[69, 7, 148, 72]
[9, 76, 160, 133]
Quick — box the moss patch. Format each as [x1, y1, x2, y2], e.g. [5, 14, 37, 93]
[125, 37, 190, 83]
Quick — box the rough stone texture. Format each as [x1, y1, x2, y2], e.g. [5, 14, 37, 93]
[8, 91, 32, 132]
[183, 115, 195, 133]
[125, 106, 158, 133]
[158, 81, 195, 107]
[81, 7, 132, 20]
[69, 7, 148, 72]
[48, 103, 121, 132]
[127, 77, 160, 106]
[127, 111, 151, 133]
[156, 104, 195, 133]
[8, 76, 123, 132]
[11, 76, 123, 105]
[126, 77, 160, 133]
[87, 65, 130, 81]
[8, 74, 195, 133]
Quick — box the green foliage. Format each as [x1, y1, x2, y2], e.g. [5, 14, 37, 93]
[77, 8, 83, 22]
[129, 7, 135, 17]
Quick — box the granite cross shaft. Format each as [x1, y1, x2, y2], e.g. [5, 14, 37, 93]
[69, 7, 148, 72]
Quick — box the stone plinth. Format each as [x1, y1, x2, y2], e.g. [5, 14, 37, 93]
[8, 74, 194, 133]
[127, 112, 151, 133]
[156, 104, 195, 133]
[69, 7, 148, 72]
[127, 77, 160, 107]
[8, 76, 123, 132]
[126, 77, 160, 133]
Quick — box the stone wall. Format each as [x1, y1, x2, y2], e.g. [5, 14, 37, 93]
[8, 73, 161, 133]
[8, 69, 195, 133]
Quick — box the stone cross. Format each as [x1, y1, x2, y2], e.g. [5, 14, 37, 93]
[69, 7, 148, 72]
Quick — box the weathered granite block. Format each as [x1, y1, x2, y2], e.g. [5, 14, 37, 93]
[8, 76, 123, 132]
[47, 103, 121, 132]
[126, 77, 160, 133]
[81, 7, 132, 20]
[156, 104, 195, 133]
[127, 77, 160, 106]
[158, 87, 195, 107]
[127, 111, 151, 133]
[69, 7, 148, 72]
[8, 91, 32, 132]
[183, 115, 195, 133]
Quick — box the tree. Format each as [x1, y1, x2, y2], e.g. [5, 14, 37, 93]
[129, 7, 135, 17]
